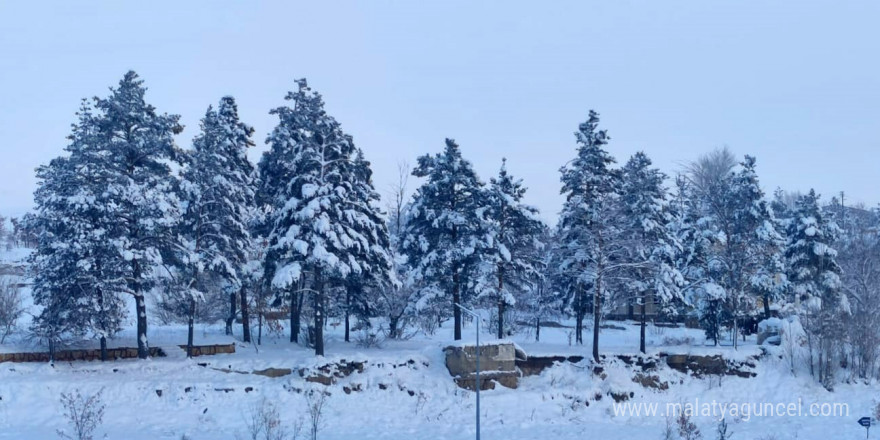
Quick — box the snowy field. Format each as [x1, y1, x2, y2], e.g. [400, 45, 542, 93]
[0, 247, 877, 440]
[1, 317, 877, 439]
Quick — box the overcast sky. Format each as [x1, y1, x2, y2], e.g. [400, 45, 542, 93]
[2, 1, 879, 222]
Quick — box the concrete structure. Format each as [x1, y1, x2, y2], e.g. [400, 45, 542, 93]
[444, 342, 520, 390]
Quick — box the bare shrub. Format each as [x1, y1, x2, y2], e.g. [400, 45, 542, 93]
[705, 372, 724, 390]
[56, 389, 105, 440]
[414, 392, 428, 415]
[305, 389, 329, 440]
[417, 311, 439, 336]
[676, 409, 702, 440]
[661, 335, 696, 346]
[715, 417, 731, 440]
[354, 328, 384, 349]
[243, 398, 302, 440]
[0, 277, 24, 343]
[660, 416, 676, 440]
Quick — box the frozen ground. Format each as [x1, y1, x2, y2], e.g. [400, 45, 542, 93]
[1, 317, 877, 440]
[1, 248, 878, 439]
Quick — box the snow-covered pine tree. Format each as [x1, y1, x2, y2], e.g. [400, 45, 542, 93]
[669, 175, 725, 344]
[401, 138, 493, 341]
[31, 126, 94, 359]
[525, 226, 559, 342]
[31, 100, 127, 361]
[770, 187, 795, 228]
[262, 79, 391, 355]
[556, 110, 622, 362]
[93, 71, 186, 359]
[726, 156, 785, 343]
[256, 79, 319, 345]
[688, 155, 782, 347]
[785, 189, 848, 386]
[482, 158, 545, 339]
[339, 149, 394, 343]
[179, 96, 256, 356]
[670, 177, 709, 300]
[619, 152, 685, 353]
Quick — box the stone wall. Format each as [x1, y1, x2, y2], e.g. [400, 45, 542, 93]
[444, 343, 519, 390]
[0, 346, 166, 363]
[177, 343, 236, 357]
[0, 343, 235, 363]
[661, 353, 757, 378]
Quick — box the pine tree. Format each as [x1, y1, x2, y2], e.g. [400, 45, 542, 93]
[482, 159, 545, 339]
[256, 79, 319, 345]
[339, 149, 394, 343]
[669, 176, 711, 308]
[179, 96, 256, 356]
[401, 138, 493, 341]
[688, 155, 783, 347]
[726, 156, 785, 343]
[556, 110, 622, 362]
[671, 175, 726, 345]
[619, 152, 684, 353]
[31, 100, 127, 361]
[785, 189, 848, 386]
[526, 226, 559, 342]
[262, 79, 391, 355]
[93, 71, 186, 359]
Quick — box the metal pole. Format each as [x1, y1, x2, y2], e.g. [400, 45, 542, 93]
[475, 317, 480, 440]
[455, 303, 481, 440]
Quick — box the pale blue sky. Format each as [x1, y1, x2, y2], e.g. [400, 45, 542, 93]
[2, 1, 879, 221]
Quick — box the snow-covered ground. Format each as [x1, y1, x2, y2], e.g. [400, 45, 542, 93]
[1, 246, 876, 439]
[0, 315, 877, 440]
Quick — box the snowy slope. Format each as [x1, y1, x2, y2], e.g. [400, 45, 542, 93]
[0, 319, 876, 440]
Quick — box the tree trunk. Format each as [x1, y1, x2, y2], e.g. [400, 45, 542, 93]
[257, 310, 263, 346]
[639, 292, 647, 354]
[292, 290, 303, 344]
[732, 296, 739, 350]
[48, 337, 56, 364]
[389, 316, 399, 340]
[226, 290, 236, 336]
[240, 286, 251, 343]
[573, 286, 582, 344]
[315, 279, 325, 357]
[763, 294, 771, 320]
[96, 282, 108, 362]
[344, 290, 351, 343]
[497, 265, 505, 340]
[535, 318, 541, 342]
[187, 297, 195, 358]
[710, 300, 719, 346]
[592, 275, 602, 363]
[497, 301, 505, 340]
[453, 269, 462, 341]
[133, 259, 149, 359]
[290, 291, 298, 343]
